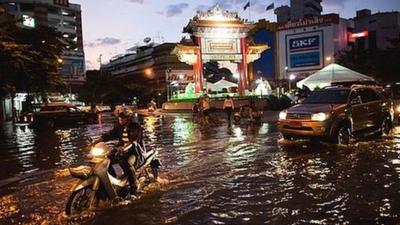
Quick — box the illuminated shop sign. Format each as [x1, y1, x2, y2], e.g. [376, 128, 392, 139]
[22, 15, 35, 28]
[202, 54, 242, 62]
[351, 31, 368, 38]
[286, 31, 323, 70]
[277, 14, 339, 31]
[289, 35, 320, 52]
[166, 70, 194, 84]
[290, 52, 320, 68]
[348, 31, 369, 42]
[202, 39, 240, 54]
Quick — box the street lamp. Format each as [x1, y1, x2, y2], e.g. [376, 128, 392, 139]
[144, 68, 153, 77]
[325, 56, 332, 65]
[289, 74, 296, 93]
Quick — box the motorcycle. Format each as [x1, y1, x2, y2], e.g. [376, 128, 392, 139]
[148, 105, 155, 113]
[65, 142, 161, 216]
[192, 102, 200, 113]
[233, 105, 263, 123]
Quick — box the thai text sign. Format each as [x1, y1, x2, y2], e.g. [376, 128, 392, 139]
[202, 54, 242, 62]
[166, 70, 194, 84]
[203, 38, 240, 54]
[277, 14, 339, 31]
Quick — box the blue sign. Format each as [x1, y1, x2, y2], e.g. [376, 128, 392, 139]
[61, 59, 85, 77]
[290, 52, 320, 68]
[289, 35, 319, 52]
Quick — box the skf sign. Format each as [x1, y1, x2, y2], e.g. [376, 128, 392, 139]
[348, 31, 368, 42]
[54, 0, 69, 6]
[289, 35, 320, 52]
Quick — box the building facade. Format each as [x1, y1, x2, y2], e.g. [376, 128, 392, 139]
[276, 14, 353, 80]
[352, 9, 400, 51]
[2, 0, 85, 88]
[275, 0, 322, 22]
[248, 19, 277, 81]
[101, 43, 192, 101]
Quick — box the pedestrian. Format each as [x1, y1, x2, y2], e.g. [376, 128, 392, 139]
[223, 95, 234, 126]
[201, 94, 210, 125]
[12, 107, 17, 123]
[95, 104, 103, 128]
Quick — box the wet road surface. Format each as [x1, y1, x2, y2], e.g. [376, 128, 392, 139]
[1, 112, 400, 224]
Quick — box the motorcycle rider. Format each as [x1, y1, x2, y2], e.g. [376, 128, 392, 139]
[91, 110, 144, 196]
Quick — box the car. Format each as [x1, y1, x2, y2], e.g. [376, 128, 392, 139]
[30, 102, 98, 128]
[278, 85, 394, 145]
[384, 83, 400, 121]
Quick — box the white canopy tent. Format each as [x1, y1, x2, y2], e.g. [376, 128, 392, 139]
[296, 63, 375, 90]
[254, 79, 272, 95]
[208, 79, 238, 92]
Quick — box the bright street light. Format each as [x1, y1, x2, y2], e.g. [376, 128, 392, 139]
[288, 74, 296, 93]
[144, 68, 153, 76]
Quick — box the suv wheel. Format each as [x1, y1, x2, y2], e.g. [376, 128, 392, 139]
[47, 119, 55, 128]
[381, 117, 392, 136]
[335, 125, 351, 145]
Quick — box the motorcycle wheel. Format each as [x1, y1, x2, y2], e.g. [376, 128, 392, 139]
[150, 159, 161, 181]
[65, 187, 97, 216]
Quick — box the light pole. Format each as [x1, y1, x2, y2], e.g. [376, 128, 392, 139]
[289, 74, 296, 93]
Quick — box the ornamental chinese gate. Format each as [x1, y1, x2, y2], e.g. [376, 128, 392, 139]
[172, 5, 269, 95]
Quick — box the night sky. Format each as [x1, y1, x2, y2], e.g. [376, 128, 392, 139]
[72, 0, 400, 70]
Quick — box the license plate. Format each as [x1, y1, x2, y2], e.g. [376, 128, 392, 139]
[289, 121, 302, 128]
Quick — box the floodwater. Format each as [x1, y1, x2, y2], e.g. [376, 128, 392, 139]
[2, 112, 400, 224]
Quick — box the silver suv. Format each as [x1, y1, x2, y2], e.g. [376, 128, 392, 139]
[278, 85, 394, 144]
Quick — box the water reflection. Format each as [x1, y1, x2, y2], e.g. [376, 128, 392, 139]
[2, 113, 400, 224]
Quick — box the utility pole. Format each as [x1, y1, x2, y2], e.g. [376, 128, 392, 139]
[98, 54, 102, 69]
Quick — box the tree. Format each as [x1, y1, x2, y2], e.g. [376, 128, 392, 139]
[78, 70, 130, 105]
[336, 36, 400, 83]
[0, 18, 66, 100]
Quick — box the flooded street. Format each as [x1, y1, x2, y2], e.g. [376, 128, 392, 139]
[2, 112, 400, 224]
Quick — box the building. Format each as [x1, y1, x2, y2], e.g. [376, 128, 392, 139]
[101, 42, 192, 102]
[247, 19, 277, 81]
[276, 14, 353, 80]
[351, 9, 400, 51]
[275, 0, 322, 22]
[1, 0, 85, 88]
[172, 5, 268, 95]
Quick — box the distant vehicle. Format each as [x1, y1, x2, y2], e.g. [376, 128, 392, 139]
[233, 105, 263, 123]
[385, 83, 400, 121]
[30, 102, 98, 128]
[278, 85, 394, 145]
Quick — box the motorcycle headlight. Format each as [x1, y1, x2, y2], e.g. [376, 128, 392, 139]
[279, 111, 287, 120]
[90, 147, 106, 157]
[396, 105, 400, 113]
[311, 112, 329, 122]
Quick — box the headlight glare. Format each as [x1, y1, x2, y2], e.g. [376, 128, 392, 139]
[279, 111, 287, 120]
[91, 147, 105, 157]
[311, 112, 328, 121]
[396, 105, 400, 113]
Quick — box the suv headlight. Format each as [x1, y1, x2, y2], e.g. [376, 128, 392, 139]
[279, 111, 287, 120]
[311, 112, 329, 121]
[90, 147, 106, 157]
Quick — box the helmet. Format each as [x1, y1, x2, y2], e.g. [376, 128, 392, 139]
[117, 106, 133, 118]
